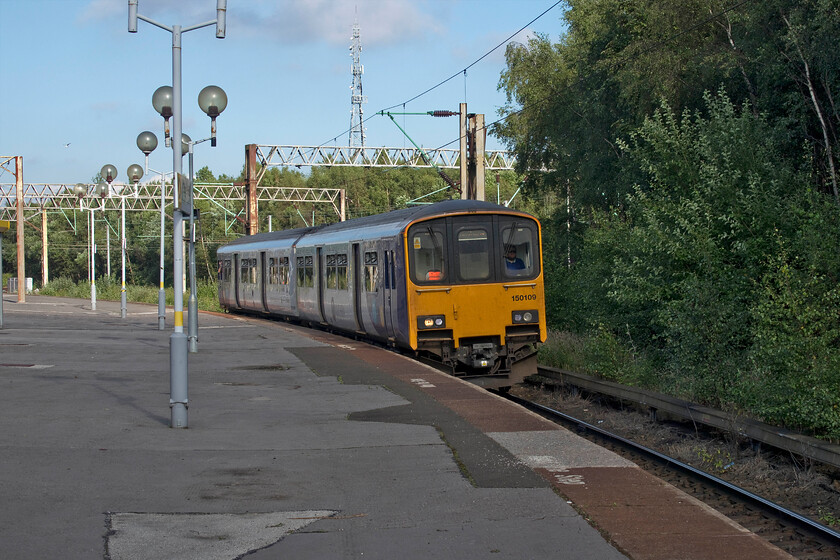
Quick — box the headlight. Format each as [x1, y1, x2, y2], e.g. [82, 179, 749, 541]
[512, 310, 539, 324]
[417, 315, 446, 330]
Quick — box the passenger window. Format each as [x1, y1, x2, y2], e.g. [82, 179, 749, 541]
[304, 256, 314, 287]
[364, 251, 378, 292]
[279, 257, 290, 285]
[409, 223, 447, 283]
[500, 222, 538, 278]
[456, 228, 490, 281]
[326, 254, 337, 289]
[296, 256, 305, 286]
[336, 254, 348, 290]
[297, 256, 314, 288]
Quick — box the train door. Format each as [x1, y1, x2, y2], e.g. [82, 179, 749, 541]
[352, 243, 363, 332]
[260, 251, 268, 312]
[383, 249, 396, 340]
[317, 246, 326, 324]
[234, 253, 241, 308]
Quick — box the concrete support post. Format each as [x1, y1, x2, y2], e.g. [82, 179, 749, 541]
[15, 156, 24, 303]
[473, 113, 486, 202]
[42, 208, 48, 287]
[0, 226, 4, 328]
[245, 144, 258, 235]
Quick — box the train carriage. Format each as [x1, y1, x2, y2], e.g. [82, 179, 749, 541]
[217, 199, 547, 389]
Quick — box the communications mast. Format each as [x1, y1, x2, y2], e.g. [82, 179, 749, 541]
[349, 19, 367, 148]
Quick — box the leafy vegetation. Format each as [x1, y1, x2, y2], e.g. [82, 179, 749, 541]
[500, 0, 840, 440]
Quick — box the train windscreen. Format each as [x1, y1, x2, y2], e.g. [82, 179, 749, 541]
[408, 215, 539, 285]
[409, 220, 447, 283]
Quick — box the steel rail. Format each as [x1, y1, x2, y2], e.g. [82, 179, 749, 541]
[533, 366, 840, 470]
[502, 391, 840, 548]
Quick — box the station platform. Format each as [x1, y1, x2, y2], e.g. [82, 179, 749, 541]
[0, 296, 792, 559]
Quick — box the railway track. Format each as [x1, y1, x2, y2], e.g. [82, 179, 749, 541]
[501, 391, 840, 560]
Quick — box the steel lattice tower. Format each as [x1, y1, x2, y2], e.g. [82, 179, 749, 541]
[349, 19, 367, 148]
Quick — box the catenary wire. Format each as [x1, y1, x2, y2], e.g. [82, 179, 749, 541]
[316, 0, 564, 149]
[434, 0, 757, 153]
[298, 0, 755, 213]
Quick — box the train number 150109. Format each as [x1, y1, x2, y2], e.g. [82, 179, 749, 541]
[511, 294, 538, 302]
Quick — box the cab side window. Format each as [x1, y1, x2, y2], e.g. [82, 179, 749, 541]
[500, 221, 538, 278]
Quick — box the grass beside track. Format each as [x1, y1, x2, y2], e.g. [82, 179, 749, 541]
[37, 277, 223, 313]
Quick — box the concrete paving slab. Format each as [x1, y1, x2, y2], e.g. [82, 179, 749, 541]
[488, 430, 637, 470]
[0, 296, 627, 560]
[107, 511, 337, 560]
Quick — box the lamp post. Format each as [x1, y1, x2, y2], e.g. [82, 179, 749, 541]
[181, 133, 199, 353]
[180, 85, 227, 353]
[91, 181, 110, 310]
[130, 0, 226, 429]
[136, 131, 166, 330]
[122, 164, 144, 319]
[72, 185, 88, 306]
[101, 165, 118, 313]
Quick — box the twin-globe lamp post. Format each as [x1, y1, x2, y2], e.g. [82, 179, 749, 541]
[136, 130, 167, 331]
[186, 84, 227, 353]
[98, 165, 121, 316]
[130, 0, 226, 428]
[80, 179, 110, 311]
[150, 86, 227, 355]
[71, 183, 98, 310]
[125, 164, 144, 319]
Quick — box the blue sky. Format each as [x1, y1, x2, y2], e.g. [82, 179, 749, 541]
[0, 0, 567, 185]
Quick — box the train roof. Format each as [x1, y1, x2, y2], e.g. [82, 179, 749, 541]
[218, 224, 319, 249]
[321, 199, 535, 233]
[218, 199, 537, 251]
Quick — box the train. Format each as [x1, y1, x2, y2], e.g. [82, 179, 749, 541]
[217, 199, 547, 389]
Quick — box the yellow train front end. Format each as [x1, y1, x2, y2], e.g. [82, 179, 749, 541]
[403, 207, 547, 389]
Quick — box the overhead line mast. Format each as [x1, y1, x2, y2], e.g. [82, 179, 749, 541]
[349, 18, 367, 148]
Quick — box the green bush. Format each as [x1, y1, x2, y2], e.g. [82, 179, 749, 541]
[544, 91, 840, 439]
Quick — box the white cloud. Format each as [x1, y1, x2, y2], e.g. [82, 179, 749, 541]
[78, 0, 443, 46]
[234, 0, 443, 46]
[80, 0, 226, 25]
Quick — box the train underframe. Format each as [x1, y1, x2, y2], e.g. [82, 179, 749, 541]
[416, 328, 541, 390]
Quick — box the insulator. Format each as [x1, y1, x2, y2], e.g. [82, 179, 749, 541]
[429, 110, 458, 117]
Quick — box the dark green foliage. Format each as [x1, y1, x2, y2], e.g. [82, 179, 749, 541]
[620, 93, 840, 432]
[497, 0, 840, 439]
[539, 90, 840, 438]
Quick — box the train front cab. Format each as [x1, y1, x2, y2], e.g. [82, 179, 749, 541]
[404, 211, 547, 389]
